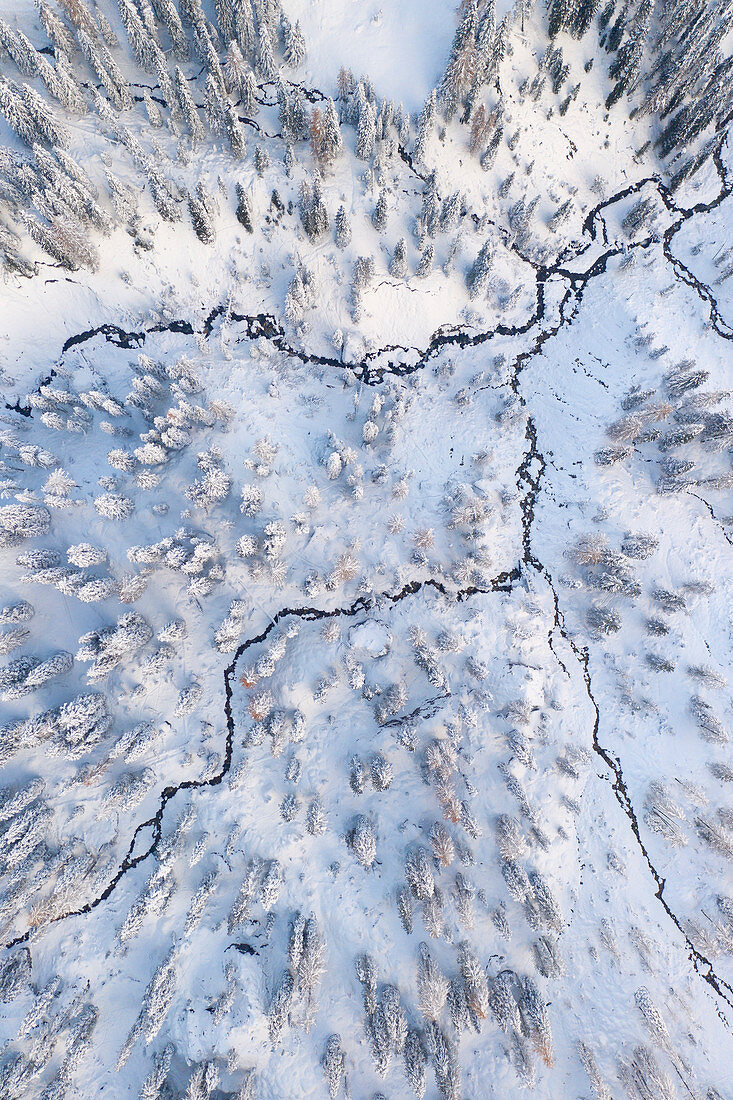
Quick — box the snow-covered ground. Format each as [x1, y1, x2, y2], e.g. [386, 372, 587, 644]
[0, 1, 731, 1098]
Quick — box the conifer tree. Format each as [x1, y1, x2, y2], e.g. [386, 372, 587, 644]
[188, 189, 215, 243]
[156, 0, 189, 58]
[118, 0, 157, 72]
[372, 188, 388, 230]
[224, 103, 247, 157]
[416, 244, 434, 277]
[77, 28, 133, 111]
[356, 100, 376, 160]
[214, 0, 236, 42]
[467, 240, 494, 299]
[234, 0, 256, 58]
[143, 89, 163, 127]
[257, 20, 277, 80]
[235, 182, 253, 231]
[175, 67, 205, 145]
[0, 19, 38, 77]
[389, 237, 408, 278]
[322, 98, 343, 164]
[204, 71, 226, 134]
[335, 205, 351, 247]
[241, 69, 259, 115]
[224, 41, 248, 96]
[284, 19, 306, 67]
[413, 90, 437, 163]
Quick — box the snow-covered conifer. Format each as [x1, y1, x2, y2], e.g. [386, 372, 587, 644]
[256, 20, 277, 80]
[356, 100, 376, 160]
[189, 189, 215, 243]
[174, 68, 205, 145]
[349, 815, 377, 868]
[417, 943, 449, 1019]
[283, 19, 306, 67]
[406, 847, 435, 901]
[404, 1029, 427, 1098]
[204, 72, 226, 134]
[466, 240, 494, 299]
[322, 1034, 345, 1099]
[413, 90, 437, 163]
[372, 188, 388, 231]
[235, 182, 254, 231]
[240, 68, 258, 116]
[335, 205, 351, 247]
[321, 98, 343, 165]
[389, 237, 408, 278]
[118, 0, 157, 71]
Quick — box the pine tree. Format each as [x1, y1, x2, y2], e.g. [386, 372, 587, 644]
[372, 188, 388, 230]
[119, 0, 157, 71]
[214, 0, 236, 42]
[467, 240, 494, 299]
[356, 101, 376, 160]
[0, 19, 38, 77]
[285, 270, 305, 324]
[284, 19, 306, 67]
[254, 144, 270, 175]
[22, 82, 70, 147]
[37, 0, 76, 58]
[321, 98, 343, 166]
[413, 90, 437, 163]
[174, 68, 205, 145]
[235, 182, 253, 231]
[77, 28, 132, 112]
[224, 41, 248, 96]
[156, 0, 189, 58]
[257, 20, 277, 80]
[299, 176, 329, 239]
[234, 0, 256, 59]
[427, 1021, 461, 1100]
[188, 190, 215, 243]
[335, 205, 351, 247]
[417, 943, 448, 1019]
[389, 237, 408, 278]
[322, 1034, 345, 1099]
[54, 54, 87, 114]
[241, 69, 258, 115]
[404, 1029, 427, 1098]
[204, 71, 226, 134]
[349, 815, 377, 867]
[0, 78, 37, 147]
[143, 89, 163, 127]
[224, 103, 247, 157]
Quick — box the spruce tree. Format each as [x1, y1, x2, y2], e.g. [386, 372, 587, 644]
[356, 101, 376, 160]
[235, 182, 253, 231]
[413, 90, 437, 163]
[119, 0, 157, 72]
[389, 237, 408, 278]
[234, 0, 257, 59]
[322, 98, 344, 165]
[242, 69, 259, 115]
[156, 0, 189, 59]
[335, 205, 351, 247]
[416, 244, 434, 277]
[174, 68, 205, 145]
[188, 190, 215, 243]
[467, 240, 494, 299]
[257, 21, 277, 80]
[372, 188, 388, 230]
[224, 41, 248, 96]
[284, 19, 306, 67]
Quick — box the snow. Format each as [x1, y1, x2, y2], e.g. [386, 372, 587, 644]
[0, 0, 731, 1098]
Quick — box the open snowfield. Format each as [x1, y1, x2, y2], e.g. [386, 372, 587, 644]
[0, 0, 731, 1097]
